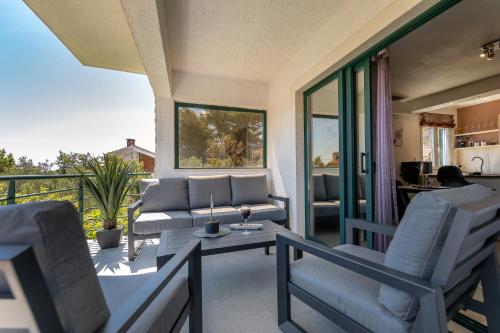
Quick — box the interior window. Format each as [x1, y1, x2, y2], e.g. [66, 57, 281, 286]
[422, 127, 452, 169]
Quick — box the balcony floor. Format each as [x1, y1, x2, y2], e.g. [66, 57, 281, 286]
[89, 239, 478, 333]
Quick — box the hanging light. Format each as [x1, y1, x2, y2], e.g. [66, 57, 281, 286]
[480, 40, 499, 61]
[480, 46, 487, 58]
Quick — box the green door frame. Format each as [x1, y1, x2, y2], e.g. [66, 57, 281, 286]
[303, 0, 461, 246]
[303, 72, 344, 245]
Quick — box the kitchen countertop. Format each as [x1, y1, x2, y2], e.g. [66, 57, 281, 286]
[428, 173, 500, 178]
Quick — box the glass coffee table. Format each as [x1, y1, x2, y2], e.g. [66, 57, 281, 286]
[156, 220, 299, 269]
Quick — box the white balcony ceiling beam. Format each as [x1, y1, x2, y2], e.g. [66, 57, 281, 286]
[23, 0, 145, 74]
[120, 0, 173, 98]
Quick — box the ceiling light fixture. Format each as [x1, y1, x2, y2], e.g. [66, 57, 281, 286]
[480, 40, 500, 60]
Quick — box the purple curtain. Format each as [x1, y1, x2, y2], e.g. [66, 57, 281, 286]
[374, 50, 398, 252]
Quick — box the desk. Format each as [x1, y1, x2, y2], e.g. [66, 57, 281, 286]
[398, 185, 450, 194]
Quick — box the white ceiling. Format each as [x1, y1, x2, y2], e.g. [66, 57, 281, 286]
[164, 0, 347, 82]
[390, 0, 500, 101]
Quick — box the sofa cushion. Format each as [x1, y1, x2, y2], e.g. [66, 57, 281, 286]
[191, 206, 242, 227]
[230, 175, 269, 205]
[324, 174, 340, 200]
[188, 175, 232, 209]
[141, 178, 189, 212]
[0, 201, 110, 333]
[140, 178, 159, 194]
[313, 201, 340, 218]
[379, 184, 495, 321]
[313, 174, 327, 201]
[244, 204, 286, 222]
[291, 244, 408, 333]
[134, 211, 192, 234]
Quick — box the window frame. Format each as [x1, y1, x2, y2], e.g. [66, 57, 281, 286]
[311, 114, 340, 170]
[421, 126, 453, 170]
[174, 102, 267, 169]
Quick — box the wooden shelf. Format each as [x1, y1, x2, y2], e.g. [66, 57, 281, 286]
[454, 129, 499, 137]
[455, 144, 500, 150]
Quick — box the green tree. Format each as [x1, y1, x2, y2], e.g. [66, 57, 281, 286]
[55, 151, 95, 173]
[178, 109, 211, 165]
[312, 155, 325, 168]
[0, 149, 15, 173]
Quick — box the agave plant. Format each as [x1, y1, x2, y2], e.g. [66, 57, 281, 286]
[79, 155, 137, 230]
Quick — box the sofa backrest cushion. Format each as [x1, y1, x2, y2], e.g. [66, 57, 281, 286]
[141, 178, 189, 212]
[324, 174, 340, 200]
[313, 175, 327, 201]
[0, 201, 110, 332]
[140, 178, 159, 194]
[230, 175, 269, 206]
[188, 175, 232, 209]
[379, 184, 495, 321]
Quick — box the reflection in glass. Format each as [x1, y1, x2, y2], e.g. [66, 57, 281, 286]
[307, 78, 341, 246]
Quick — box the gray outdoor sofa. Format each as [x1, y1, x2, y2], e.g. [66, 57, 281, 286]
[0, 201, 202, 333]
[313, 174, 366, 220]
[278, 184, 500, 332]
[128, 174, 289, 260]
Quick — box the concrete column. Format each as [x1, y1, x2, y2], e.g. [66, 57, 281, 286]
[154, 96, 175, 177]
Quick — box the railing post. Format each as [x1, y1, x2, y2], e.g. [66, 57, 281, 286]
[78, 178, 84, 222]
[7, 180, 15, 205]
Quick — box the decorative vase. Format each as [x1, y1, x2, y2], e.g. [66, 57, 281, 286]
[205, 220, 220, 234]
[96, 228, 122, 249]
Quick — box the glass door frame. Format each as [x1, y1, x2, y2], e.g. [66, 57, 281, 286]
[303, 72, 346, 245]
[303, 60, 373, 246]
[303, 0, 461, 247]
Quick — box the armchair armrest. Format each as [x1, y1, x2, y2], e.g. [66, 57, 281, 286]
[269, 194, 290, 229]
[277, 232, 436, 297]
[100, 239, 202, 333]
[128, 199, 141, 224]
[345, 218, 397, 245]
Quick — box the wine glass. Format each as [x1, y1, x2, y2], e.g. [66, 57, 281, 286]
[240, 206, 251, 235]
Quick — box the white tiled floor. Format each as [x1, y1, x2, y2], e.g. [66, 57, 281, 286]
[89, 238, 485, 333]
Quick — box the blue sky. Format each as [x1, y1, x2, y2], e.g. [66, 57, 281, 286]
[0, 1, 155, 163]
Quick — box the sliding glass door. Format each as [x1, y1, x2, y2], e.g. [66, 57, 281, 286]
[304, 60, 373, 247]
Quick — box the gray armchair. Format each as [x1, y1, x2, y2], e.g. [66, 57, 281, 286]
[0, 201, 202, 333]
[277, 184, 500, 332]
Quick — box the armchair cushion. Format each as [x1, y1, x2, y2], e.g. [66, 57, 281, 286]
[0, 201, 109, 333]
[291, 244, 408, 333]
[134, 211, 192, 234]
[379, 184, 495, 320]
[313, 174, 327, 201]
[230, 174, 269, 205]
[99, 271, 189, 333]
[324, 174, 340, 200]
[141, 178, 189, 212]
[191, 206, 242, 226]
[188, 175, 232, 209]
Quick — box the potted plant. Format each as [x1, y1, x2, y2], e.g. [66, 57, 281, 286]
[205, 194, 219, 234]
[79, 155, 137, 249]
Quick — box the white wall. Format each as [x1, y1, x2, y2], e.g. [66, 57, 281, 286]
[172, 71, 268, 110]
[393, 113, 421, 173]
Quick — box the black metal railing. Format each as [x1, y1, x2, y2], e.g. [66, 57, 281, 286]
[0, 173, 150, 222]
